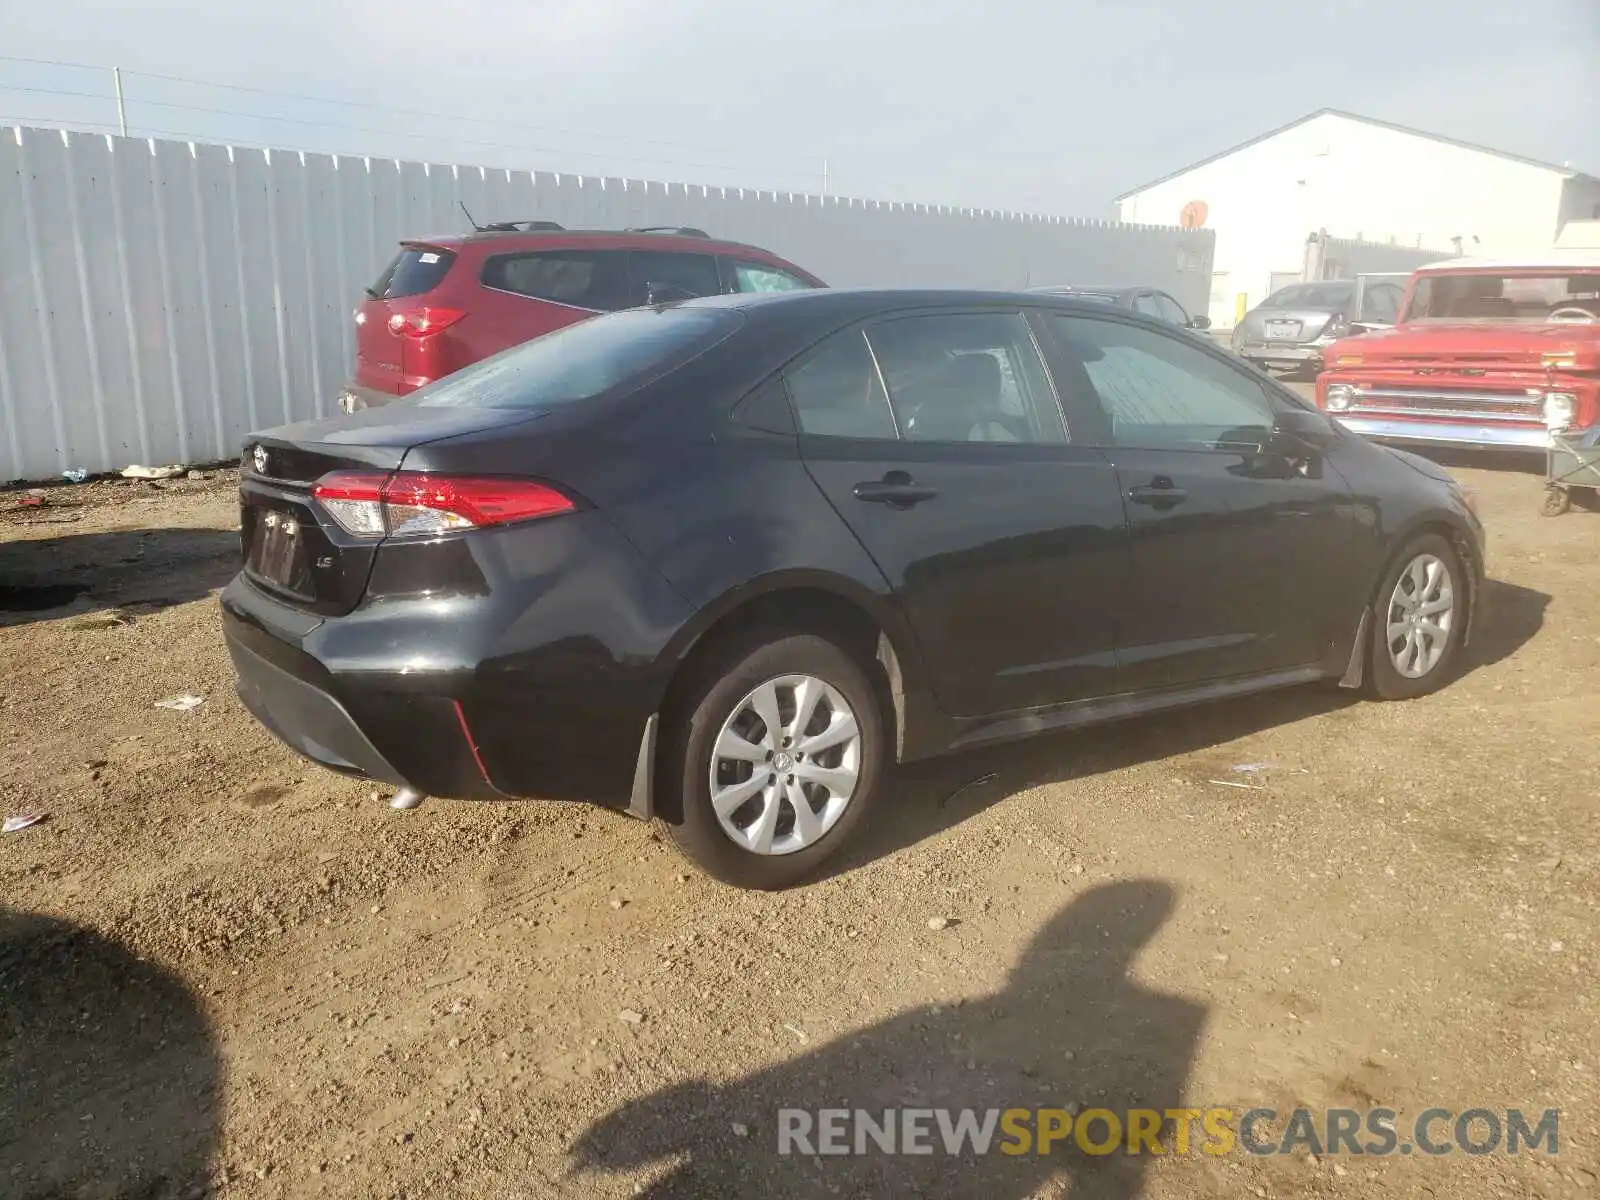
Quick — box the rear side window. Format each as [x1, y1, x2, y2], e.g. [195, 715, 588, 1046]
[369, 247, 456, 299]
[414, 307, 741, 411]
[481, 251, 632, 312]
[631, 251, 722, 300]
[866, 312, 1066, 444]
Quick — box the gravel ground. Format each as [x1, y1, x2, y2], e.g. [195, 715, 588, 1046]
[2, 452, 1597, 1200]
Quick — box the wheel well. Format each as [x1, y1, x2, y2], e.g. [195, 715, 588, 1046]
[655, 588, 907, 814]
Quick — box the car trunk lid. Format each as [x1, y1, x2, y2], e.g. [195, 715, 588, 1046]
[1239, 305, 1341, 344]
[239, 406, 537, 616]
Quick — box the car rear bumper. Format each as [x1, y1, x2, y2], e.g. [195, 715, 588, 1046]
[227, 628, 409, 786]
[219, 505, 693, 806]
[221, 576, 504, 800]
[1339, 416, 1550, 452]
[1239, 342, 1324, 366]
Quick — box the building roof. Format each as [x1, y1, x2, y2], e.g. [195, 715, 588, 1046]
[1414, 249, 1600, 272]
[1114, 109, 1597, 202]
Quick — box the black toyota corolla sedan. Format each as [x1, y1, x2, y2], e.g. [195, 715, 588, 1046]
[224, 288, 1484, 888]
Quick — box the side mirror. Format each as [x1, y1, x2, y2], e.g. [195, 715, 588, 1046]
[645, 282, 699, 306]
[1272, 406, 1337, 453]
[1188, 314, 1212, 331]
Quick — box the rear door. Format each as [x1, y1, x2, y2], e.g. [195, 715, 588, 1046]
[790, 308, 1130, 717]
[1039, 312, 1358, 689]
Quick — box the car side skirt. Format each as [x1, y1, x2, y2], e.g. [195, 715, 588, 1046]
[942, 664, 1330, 752]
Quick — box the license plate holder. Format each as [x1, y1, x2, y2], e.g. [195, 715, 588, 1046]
[246, 510, 311, 594]
[1265, 320, 1302, 340]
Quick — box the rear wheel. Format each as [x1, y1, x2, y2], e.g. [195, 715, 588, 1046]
[665, 634, 884, 889]
[1368, 534, 1466, 700]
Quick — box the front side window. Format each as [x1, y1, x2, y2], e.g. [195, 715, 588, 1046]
[1050, 316, 1273, 449]
[783, 329, 898, 439]
[730, 260, 812, 293]
[864, 312, 1066, 444]
[631, 251, 722, 301]
[481, 251, 632, 312]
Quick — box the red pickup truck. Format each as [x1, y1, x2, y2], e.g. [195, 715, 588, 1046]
[1314, 251, 1600, 452]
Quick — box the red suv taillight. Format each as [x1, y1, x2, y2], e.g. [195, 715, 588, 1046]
[387, 307, 467, 338]
[312, 471, 576, 538]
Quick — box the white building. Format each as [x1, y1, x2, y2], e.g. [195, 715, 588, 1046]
[1115, 109, 1600, 329]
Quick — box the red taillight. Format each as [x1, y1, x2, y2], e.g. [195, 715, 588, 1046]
[311, 471, 576, 538]
[386, 307, 467, 338]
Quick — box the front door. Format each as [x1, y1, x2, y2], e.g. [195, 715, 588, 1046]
[785, 309, 1131, 717]
[1037, 311, 1358, 691]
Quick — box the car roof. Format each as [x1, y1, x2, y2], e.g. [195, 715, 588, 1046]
[1415, 249, 1600, 272]
[402, 228, 791, 259]
[673, 287, 1171, 320]
[1029, 285, 1138, 297]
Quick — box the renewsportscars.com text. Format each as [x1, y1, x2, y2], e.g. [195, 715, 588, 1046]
[776, 1106, 1560, 1158]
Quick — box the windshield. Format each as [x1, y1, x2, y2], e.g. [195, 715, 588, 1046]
[414, 307, 742, 410]
[1403, 272, 1600, 323]
[1262, 283, 1353, 310]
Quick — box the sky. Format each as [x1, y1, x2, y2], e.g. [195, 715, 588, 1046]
[1, 0, 1596, 218]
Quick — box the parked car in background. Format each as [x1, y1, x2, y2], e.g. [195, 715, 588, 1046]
[1231, 279, 1360, 373]
[1316, 250, 1600, 452]
[339, 224, 823, 411]
[1029, 284, 1210, 330]
[228, 288, 1483, 889]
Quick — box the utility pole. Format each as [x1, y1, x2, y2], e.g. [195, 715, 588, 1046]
[112, 66, 128, 137]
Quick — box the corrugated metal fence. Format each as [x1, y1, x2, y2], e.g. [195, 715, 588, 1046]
[0, 125, 1213, 482]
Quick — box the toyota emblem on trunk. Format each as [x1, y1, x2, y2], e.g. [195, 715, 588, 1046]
[253, 444, 268, 474]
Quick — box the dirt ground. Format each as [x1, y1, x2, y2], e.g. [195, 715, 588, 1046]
[2, 449, 1597, 1200]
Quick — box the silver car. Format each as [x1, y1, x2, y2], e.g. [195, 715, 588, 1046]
[1232, 274, 1412, 374]
[1231, 281, 1357, 373]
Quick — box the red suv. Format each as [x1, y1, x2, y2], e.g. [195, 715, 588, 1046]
[339, 224, 825, 410]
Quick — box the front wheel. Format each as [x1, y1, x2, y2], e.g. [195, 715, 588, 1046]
[1367, 534, 1467, 700]
[665, 634, 885, 889]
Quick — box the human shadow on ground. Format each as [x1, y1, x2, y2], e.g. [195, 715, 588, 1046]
[574, 880, 1201, 1199]
[0, 527, 238, 627]
[0, 909, 223, 1200]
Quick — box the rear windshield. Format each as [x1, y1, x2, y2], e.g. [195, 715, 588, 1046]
[1404, 272, 1600, 322]
[1262, 283, 1353, 310]
[369, 246, 456, 299]
[414, 307, 742, 410]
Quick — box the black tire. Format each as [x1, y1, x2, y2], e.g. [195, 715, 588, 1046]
[664, 633, 885, 889]
[1367, 533, 1468, 701]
